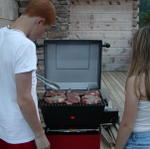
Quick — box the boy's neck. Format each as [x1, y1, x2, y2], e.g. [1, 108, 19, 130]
[10, 15, 36, 37]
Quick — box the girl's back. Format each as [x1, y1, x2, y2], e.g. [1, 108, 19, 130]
[115, 26, 150, 149]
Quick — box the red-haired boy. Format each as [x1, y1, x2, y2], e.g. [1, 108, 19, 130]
[0, 0, 56, 149]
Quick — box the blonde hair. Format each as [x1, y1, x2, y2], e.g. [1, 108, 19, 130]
[127, 26, 150, 99]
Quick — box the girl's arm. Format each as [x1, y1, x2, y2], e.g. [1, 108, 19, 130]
[115, 76, 139, 149]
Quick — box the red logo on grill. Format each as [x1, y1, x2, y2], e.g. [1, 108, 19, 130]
[69, 116, 76, 119]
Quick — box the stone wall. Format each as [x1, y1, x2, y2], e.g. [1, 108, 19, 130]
[0, 0, 18, 27]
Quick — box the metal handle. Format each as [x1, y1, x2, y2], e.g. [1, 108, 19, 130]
[36, 73, 60, 90]
[102, 43, 110, 48]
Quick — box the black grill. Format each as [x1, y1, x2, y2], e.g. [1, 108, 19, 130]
[39, 40, 119, 129]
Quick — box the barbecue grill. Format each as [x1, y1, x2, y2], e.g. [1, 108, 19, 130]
[39, 40, 119, 149]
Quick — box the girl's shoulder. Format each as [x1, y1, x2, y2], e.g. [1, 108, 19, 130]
[126, 74, 146, 100]
[126, 75, 137, 86]
[126, 74, 145, 86]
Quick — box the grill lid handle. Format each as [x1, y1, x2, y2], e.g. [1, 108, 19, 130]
[102, 43, 110, 48]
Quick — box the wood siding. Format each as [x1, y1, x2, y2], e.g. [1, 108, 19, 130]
[69, 0, 139, 71]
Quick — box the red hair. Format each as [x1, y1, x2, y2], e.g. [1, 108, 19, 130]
[23, 0, 56, 25]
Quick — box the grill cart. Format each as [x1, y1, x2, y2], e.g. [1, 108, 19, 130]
[38, 40, 119, 149]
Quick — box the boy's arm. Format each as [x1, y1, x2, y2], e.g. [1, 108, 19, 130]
[16, 71, 50, 149]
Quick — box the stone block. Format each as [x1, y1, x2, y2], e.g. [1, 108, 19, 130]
[0, 19, 12, 27]
[0, 0, 18, 20]
[47, 32, 68, 38]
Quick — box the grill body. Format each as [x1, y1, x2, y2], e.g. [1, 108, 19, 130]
[40, 40, 119, 149]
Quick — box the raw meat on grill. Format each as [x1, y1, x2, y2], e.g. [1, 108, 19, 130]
[81, 95, 101, 104]
[65, 95, 80, 104]
[45, 90, 65, 97]
[64, 99, 79, 105]
[43, 90, 101, 105]
[85, 90, 100, 96]
[43, 95, 66, 103]
[69, 91, 85, 96]
[64, 90, 81, 104]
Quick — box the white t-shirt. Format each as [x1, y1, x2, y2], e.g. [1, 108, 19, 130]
[0, 27, 39, 144]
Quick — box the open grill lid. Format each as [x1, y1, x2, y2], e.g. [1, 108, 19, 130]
[44, 40, 103, 90]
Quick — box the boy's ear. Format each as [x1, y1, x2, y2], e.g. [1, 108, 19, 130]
[35, 17, 45, 25]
